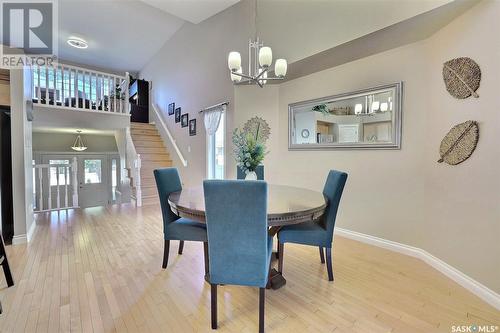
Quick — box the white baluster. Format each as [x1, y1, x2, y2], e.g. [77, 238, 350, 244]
[37, 66, 41, 103]
[124, 72, 130, 114]
[64, 166, 68, 208]
[74, 69, 78, 109]
[113, 77, 117, 113]
[48, 166, 52, 210]
[38, 167, 43, 211]
[60, 65, 65, 106]
[135, 154, 142, 207]
[72, 157, 78, 207]
[56, 165, 60, 209]
[45, 66, 49, 104]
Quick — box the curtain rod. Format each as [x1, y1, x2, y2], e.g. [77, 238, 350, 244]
[199, 101, 229, 113]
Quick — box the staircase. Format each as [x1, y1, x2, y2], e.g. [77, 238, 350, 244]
[130, 122, 172, 205]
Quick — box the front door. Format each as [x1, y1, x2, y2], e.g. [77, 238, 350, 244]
[78, 155, 109, 208]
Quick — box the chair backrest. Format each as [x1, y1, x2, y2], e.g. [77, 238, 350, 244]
[154, 168, 182, 233]
[322, 170, 348, 244]
[236, 165, 264, 180]
[203, 180, 269, 287]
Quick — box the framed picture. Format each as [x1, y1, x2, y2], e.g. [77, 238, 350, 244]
[168, 102, 175, 115]
[175, 107, 181, 123]
[181, 113, 189, 127]
[189, 119, 196, 136]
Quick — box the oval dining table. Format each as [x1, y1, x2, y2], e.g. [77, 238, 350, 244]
[168, 184, 327, 289]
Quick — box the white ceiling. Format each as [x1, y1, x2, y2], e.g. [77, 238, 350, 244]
[57, 0, 240, 74]
[33, 127, 116, 136]
[138, 0, 241, 24]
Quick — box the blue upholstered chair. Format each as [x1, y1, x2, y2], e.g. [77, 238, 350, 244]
[203, 180, 272, 333]
[277, 170, 347, 281]
[154, 168, 208, 272]
[237, 165, 264, 180]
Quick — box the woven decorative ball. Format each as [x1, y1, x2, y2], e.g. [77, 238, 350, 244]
[438, 120, 479, 165]
[442, 57, 481, 99]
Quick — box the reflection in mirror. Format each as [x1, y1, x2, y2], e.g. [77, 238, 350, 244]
[289, 82, 402, 150]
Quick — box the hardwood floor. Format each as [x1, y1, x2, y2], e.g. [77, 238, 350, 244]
[0, 204, 498, 332]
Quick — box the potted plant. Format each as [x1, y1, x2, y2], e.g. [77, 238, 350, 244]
[232, 123, 267, 180]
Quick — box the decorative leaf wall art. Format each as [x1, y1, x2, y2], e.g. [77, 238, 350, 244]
[442, 57, 481, 99]
[438, 120, 479, 165]
[243, 116, 271, 143]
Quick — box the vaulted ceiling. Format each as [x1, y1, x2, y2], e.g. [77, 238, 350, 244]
[56, 0, 241, 73]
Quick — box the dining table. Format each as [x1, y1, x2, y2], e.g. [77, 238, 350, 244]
[168, 184, 327, 290]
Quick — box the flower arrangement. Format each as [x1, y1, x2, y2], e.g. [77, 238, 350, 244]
[232, 122, 267, 175]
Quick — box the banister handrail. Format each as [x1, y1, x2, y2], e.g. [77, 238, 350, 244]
[47, 63, 126, 79]
[151, 103, 188, 167]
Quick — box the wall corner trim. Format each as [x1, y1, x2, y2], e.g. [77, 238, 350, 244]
[335, 227, 500, 311]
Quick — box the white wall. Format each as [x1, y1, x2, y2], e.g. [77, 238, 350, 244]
[258, 0, 452, 64]
[234, 0, 500, 293]
[32, 132, 118, 153]
[140, 0, 254, 186]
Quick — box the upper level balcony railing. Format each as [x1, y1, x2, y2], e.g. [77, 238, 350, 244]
[32, 64, 129, 114]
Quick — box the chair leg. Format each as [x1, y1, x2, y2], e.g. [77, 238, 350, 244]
[259, 288, 265, 333]
[203, 242, 209, 276]
[178, 240, 184, 255]
[162, 240, 170, 269]
[277, 242, 284, 274]
[211, 284, 217, 329]
[319, 247, 325, 264]
[0, 236, 14, 287]
[325, 247, 334, 281]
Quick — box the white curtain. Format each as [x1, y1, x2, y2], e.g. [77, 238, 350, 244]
[203, 104, 226, 135]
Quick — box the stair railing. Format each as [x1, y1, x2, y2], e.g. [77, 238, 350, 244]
[31, 64, 129, 114]
[33, 157, 78, 212]
[151, 103, 188, 167]
[125, 127, 142, 207]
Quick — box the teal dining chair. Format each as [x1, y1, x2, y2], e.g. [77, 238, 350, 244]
[154, 168, 208, 273]
[203, 180, 272, 333]
[237, 165, 264, 180]
[277, 170, 347, 281]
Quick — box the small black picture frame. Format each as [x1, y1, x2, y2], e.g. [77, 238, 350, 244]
[175, 107, 181, 123]
[189, 119, 196, 136]
[181, 113, 189, 127]
[168, 102, 175, 115]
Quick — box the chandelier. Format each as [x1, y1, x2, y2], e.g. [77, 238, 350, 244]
[71, 130, 88, 151]
[227, 1, 287, 87]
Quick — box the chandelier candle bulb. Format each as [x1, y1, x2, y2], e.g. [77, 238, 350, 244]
[275, 59, 287, 77]
[228, 51, 241, 71]
[259, 46, 272, 67]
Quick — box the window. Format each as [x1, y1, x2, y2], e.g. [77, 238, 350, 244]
[207, 112, 225, 179]
[84, 159, 102, 184]
[49, 160, 70, 186]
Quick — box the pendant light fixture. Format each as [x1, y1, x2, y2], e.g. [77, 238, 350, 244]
[227, 0, 287, 87]
[71, 130, 88, 151]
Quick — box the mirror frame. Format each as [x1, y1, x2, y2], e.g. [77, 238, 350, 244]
[288, 82, 403, 150]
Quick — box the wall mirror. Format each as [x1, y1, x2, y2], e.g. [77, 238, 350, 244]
[289, 82, 402, 150]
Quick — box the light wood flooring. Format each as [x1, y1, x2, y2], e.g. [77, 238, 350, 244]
[0, 204, 498, 332]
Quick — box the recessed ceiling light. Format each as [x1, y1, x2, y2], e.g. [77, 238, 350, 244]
[67, 36, 88, 49]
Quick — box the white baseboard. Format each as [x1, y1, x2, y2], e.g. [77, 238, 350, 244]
[335, 227, 500, 311]
[27, 221, 37, 242]
[11, 234, 27, 245]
